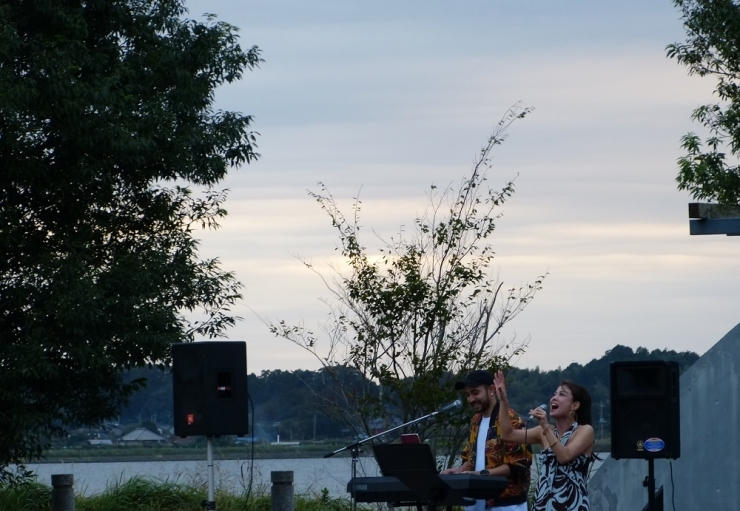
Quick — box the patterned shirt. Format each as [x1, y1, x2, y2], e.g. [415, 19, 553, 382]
[461, 403, 532, 507]
[533, 422, 591, 511]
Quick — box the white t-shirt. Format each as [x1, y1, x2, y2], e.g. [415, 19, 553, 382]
[468, 414, 527, 511]
[475, 416, 491, 471]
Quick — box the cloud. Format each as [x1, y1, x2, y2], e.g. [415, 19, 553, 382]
[184, 0, 740, 374]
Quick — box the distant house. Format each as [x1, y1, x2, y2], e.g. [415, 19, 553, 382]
[88, 439, 113, 446]
[120, 428, 166, 445]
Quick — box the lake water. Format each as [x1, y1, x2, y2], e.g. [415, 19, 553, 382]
[24, 456, 381, 497]
[24, 453, 609, 498]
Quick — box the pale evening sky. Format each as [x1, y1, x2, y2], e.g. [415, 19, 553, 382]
[184, 0, 739, 375]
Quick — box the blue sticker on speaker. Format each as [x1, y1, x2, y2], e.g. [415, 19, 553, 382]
[644, 438, 665, 452]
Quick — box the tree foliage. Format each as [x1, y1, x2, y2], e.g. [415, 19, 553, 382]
[269, 105, 545, 459]
[0, 0, 260, 481]
[106, 345, 700, 448]
[247, 368, 364, 441]
[504, 345, 699, 440]
[668, 0, 740, 205]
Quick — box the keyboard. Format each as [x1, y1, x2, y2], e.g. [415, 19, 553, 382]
[347, 474, 507, 506]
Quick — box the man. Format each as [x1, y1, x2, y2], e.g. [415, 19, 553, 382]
[441, 369, 531, 511]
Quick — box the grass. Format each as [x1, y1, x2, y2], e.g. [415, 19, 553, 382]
[0, 481, 51, 511]
[0, 477, 375, 511]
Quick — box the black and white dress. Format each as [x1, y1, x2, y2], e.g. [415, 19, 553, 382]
[533, 423, 591, 511]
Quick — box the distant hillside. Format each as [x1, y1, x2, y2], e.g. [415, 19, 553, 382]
[117, 344, 699, 442]
[503, 345, 699, 438]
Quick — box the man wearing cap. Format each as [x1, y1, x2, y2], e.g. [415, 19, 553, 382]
[441, 369, 531, 511]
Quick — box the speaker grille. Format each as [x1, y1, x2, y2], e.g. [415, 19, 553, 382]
[615, 366, 666, 397]
[172, 341, 248, 437]
[610, 361, 680, 459]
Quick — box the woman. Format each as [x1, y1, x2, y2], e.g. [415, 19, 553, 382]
[493, 370, 595, 511]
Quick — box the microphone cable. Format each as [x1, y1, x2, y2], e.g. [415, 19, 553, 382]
[669, 458, 676, 511]
[239, 392, 256, 503]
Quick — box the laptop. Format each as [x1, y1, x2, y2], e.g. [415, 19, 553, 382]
[372, 443, 448, 503]
[372, 442, 439, 477]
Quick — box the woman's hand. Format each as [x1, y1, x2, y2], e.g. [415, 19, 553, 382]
[528, 404, 549, 429]
[493, 370, 509, 403]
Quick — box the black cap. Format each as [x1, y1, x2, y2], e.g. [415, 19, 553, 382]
[454, 369, 493, 390]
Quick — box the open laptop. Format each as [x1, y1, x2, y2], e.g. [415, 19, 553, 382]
[371, 443, 452, 504]
[372, 442, 438, 477]
[400, 433, 420, 444]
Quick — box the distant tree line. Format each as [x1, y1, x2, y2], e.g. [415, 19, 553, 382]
[118, 344, 698, 442]
[503, 345, 698, 439]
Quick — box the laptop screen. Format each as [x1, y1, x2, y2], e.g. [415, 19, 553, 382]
[372, 443, 439, 477]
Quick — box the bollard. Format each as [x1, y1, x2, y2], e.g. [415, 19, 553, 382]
[51, 474, 75, 511]
[271, 471, 294, 511]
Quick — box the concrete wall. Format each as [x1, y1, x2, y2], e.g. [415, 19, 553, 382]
[589, 322, 740, 510]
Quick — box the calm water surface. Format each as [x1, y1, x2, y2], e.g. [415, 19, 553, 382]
[24, 453, 608, 498]
[25, 457, 381, 497]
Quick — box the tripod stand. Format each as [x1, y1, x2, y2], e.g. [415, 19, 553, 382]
[201, 437, 216, 510]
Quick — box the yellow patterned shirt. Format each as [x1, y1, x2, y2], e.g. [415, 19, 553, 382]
[460, 404, 532, 507]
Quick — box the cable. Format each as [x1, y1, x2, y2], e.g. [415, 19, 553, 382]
[239, 392, 256, 502]
[669, 459, 676, 511]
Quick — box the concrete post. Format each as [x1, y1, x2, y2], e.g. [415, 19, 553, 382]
[51, 474, 75, 511]
[271, 471, 294, 511]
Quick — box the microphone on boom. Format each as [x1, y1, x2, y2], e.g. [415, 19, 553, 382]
[528, 403, 548, 421]
[433, 399, 463, 416]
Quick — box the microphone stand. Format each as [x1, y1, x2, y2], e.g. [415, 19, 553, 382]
[324, 405, 458, 511]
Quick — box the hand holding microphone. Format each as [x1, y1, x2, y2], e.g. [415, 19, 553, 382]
[528, 403, 548, 422]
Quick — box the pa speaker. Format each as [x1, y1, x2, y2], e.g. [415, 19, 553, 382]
[172, 341, 248, 437]
[610, 360, 680, 459]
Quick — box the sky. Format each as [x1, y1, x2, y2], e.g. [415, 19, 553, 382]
[183, 0, 739, 375]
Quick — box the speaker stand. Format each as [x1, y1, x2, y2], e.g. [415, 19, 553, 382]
[200, 437, 216, 510]
[642, 458, 656, 511]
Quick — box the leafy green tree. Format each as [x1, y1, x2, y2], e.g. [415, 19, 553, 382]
[668, 0, 740, 204]
[0, 0, 260, 482]
[247, 368, 356, 440]
[269, 105, 545, 460]
[120, 368, 174, 426]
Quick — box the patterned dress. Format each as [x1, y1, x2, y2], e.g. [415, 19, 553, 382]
[533, 422, 591, 511]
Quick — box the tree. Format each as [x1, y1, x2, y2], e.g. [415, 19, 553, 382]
[246, 368, 353, 441]
[269, 105, 545, 461]
[668, 0, 740, 205]
[505, 345, 700, 443]
[0, 0, 260, 482]
[119, 367, 174, 426]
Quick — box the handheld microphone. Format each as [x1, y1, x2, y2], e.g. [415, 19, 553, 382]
[528, 404, 548, 421]
[433, 399, 463, 415]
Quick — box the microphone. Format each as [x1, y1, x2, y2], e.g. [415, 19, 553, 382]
[433, 399, 463, 415]
[528, 404, 548, 421]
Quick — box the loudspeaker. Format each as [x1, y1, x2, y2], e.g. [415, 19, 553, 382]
[172, 341, 248, 437]
[610, 360, 680, 460]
